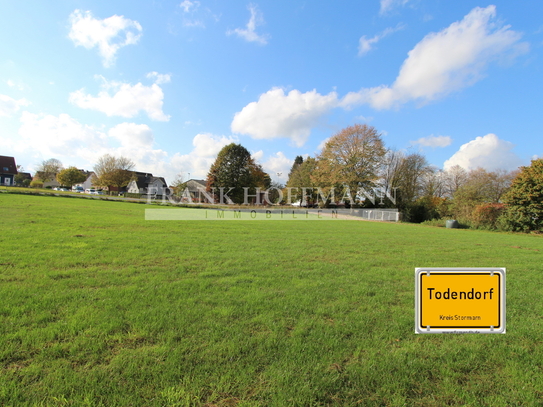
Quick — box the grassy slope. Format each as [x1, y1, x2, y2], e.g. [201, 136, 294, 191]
[1, 193, 543, 406]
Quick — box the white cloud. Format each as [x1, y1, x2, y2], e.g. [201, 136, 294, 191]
[16, 111, 178, 181]
[344, 6, 528, 110]
[180, 0, 199, 13]
[231, 88, 339, 147]
[261, 152, 293, 183]
[358, 24, 405, 56]
[380, 0, 410, 15]
[169, 133, 238, 180]
[68, 9, 142, 67]
[109, 123, 154, 148]
[227, 4, 269, 45]
[69, 77, 170, 121]
[0, 94, 30, 117]
[413, 135, 452, 148]
[444, 133, 524, 171]
[146, 72, 172, 84]
[179, 0, 207, 28]
[18, 112, 107, 163]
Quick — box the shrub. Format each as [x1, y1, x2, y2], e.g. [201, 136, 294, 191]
[499, 159, 543, 232]
[30, 180, 43, 188]
[471, 203, 506, 230]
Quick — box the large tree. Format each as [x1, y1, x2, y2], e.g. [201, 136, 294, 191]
[314, 124, 386, 198]
[500, 159, 543, 232]
[35, 158, 63, 182]
[93, 154, 135, 193]
[56, 167, 87, 188]
[206, 143, 269, 204]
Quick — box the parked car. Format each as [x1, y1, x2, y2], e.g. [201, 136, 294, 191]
[85, 188, 97, 194]
[72, 186, 84, 193]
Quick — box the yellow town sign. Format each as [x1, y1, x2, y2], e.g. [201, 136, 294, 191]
[415, 268, 506, 334]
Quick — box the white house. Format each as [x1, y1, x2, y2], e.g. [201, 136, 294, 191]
[126, 172, 169, 198]
[74, 171, 95, 191]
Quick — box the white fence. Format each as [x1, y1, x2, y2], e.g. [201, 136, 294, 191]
[347, 208, 400, 222]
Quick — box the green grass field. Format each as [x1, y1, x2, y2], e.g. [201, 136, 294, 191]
[1, 193, 543, 406]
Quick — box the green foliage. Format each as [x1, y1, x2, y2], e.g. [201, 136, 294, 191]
[401, 195, 441, 223]
[14, 172, 30, 187]
[500, 159, 543, 232]
[56, 167, 87, 188]
[29, 179, 43, 188]
[206, 143, 269, 204]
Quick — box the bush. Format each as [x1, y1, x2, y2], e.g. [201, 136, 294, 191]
[402, 196, 443, 223]
[30, 180, 43, 188]
[499, 159, 543, 232]
[471, 203, 506, 230]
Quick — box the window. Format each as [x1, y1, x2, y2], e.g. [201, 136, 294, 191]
[3, 167, 9, 172]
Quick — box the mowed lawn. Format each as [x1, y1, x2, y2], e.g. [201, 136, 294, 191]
[1, 193, 543, 406]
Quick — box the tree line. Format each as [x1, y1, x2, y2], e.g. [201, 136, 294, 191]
[20, 123, 543, 233]
[28, 154, 136, 191]
[206, 124, 543, 233]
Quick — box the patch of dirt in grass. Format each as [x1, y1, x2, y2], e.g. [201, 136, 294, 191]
[511, 245, 540, 251]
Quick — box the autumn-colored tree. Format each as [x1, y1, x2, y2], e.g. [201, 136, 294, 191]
[93, 154, 135, 193]
[56, 167, 87, 188]
[499, 159, 543, 232]
[314, 124, 386, 199]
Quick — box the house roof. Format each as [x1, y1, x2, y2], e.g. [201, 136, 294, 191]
[131, 172, 168, 189]
[0, 156, 18, 175]
[187, 179, 206, 188]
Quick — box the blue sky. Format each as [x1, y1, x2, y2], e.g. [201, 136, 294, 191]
[1, 0, 542, 184]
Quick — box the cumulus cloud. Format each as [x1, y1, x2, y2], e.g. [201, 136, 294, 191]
[68, 10, 142, 67]
[413, 135, 452, 148]
[231, 88, 339, 147]
[0, 94, 30, 117]
[18, 112, 107, 162]
[358, 24, 405, 56]
[261, 152, 293, 183]
[16, 111, 176, 181]
[227, 4, 269, 45]
[109, 123, 154, 148]
[69, 77, 170, 121]
[444, 133, 524, 171]
[169, 133, 238, 181]
[344, 6, 528, 110]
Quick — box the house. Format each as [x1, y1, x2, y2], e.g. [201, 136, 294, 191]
[33, 171, 60, 189]
[74, 171, 95, 191]
[184, 179, 207, 202]
[0, 156, 18, 186]
[126, 172, 169, 198]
